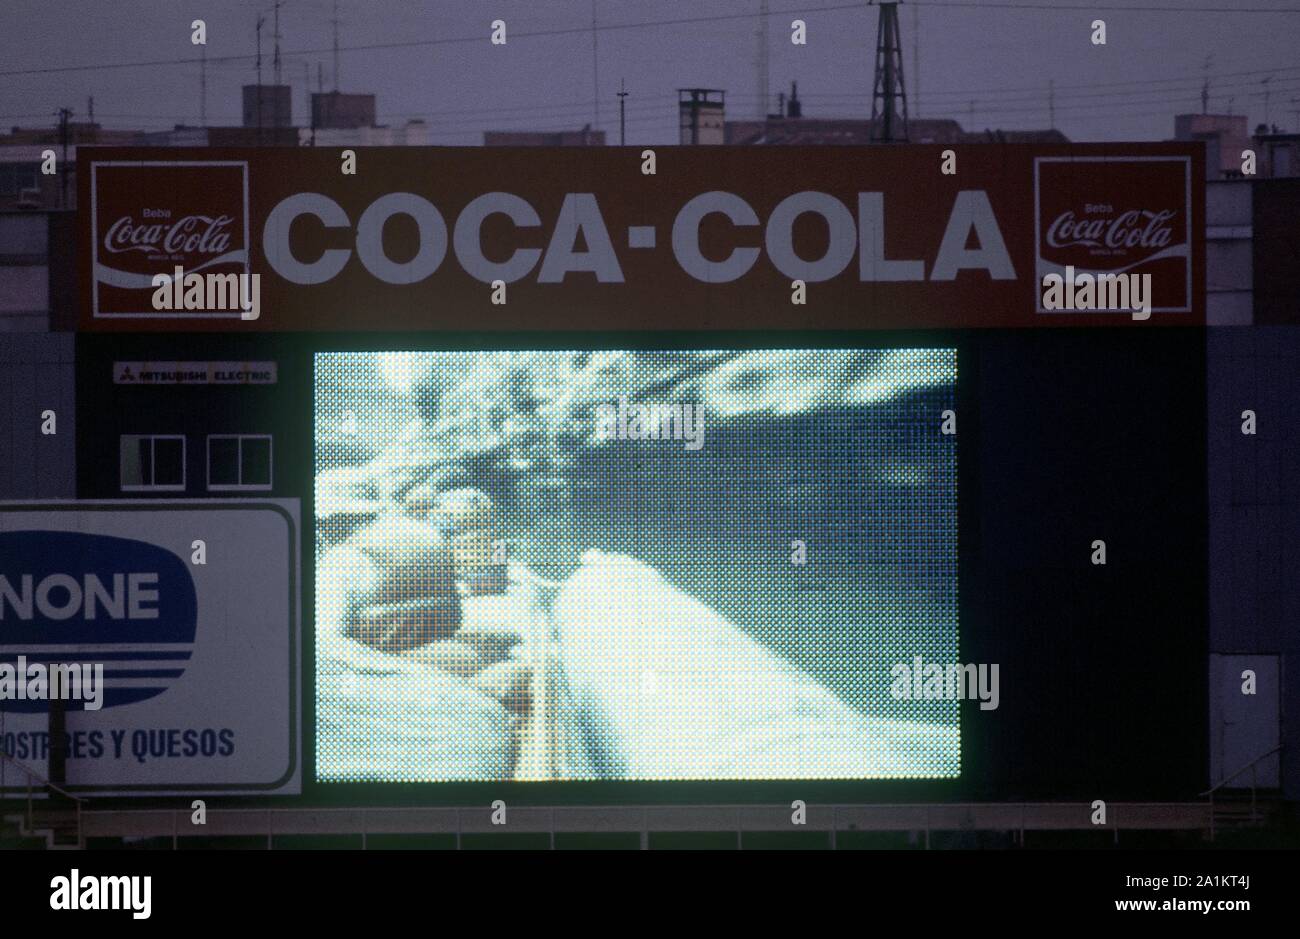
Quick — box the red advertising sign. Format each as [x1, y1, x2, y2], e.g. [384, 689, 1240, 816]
[1035, 155, 1192, 313]
[90, 161, 251, 319]
[79, 145, 1204, 331]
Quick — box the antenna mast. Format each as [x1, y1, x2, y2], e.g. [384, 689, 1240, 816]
[756, 0, 770, 119]
[911, 2, 919, 118]
[200, 42, 207, 126]
[1201, 54, 1213, 114]
[618, 78, 628, 146]
[332, 0, 341, 91]
[869, 2, 909, 142]
[591, 0, 600, 130]
[255, 14, 265, 143]
[273, 1, 283, 87]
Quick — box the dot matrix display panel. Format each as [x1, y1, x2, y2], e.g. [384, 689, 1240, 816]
[314, 349, 958, 782]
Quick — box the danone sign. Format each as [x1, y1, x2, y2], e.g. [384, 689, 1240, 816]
[0, 531, 197, 712]
[79, 145, 1204, 331]
[0, 502, 300, 795]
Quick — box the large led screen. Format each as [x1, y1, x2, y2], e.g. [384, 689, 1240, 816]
[314, 350, 959, 782]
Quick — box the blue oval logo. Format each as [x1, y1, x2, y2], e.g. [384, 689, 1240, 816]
[0, 531, 197, 712]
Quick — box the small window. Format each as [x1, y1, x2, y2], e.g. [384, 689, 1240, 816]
[0, 163, 40, 196]
[120, 435, 186, 491]
[207, 434, 273, 491]
[1271, 145, 1292, 178]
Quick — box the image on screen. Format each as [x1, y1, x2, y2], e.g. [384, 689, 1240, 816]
[314, 349, 959, 783]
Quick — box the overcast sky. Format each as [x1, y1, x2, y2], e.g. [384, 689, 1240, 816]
[2, 0, 1298, 144]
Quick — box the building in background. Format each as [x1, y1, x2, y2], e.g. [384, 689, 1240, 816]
[0, 122, 143, 210]
[1170, 113, 1300, 179]
[0, 330, 76, 499]
[484, 126, 605, 146]
[691, 84, 1066, 146]
[1206, 179, 1254, 326]
[1252, 177, 1300, 324]
[1252, 126, 1299, 178]
[304, 89, 433, 146]
[242, 83, 293, 129]
[0, 210, 75, 331]
[678, 89, 727, 145]
[0, 121, 139, 148]
[1176, 113, 1253, 179]
[0, 145, 50, 210]
[312, 91, 377, 130]
[314, 120, 431, 147]
[140, 125, 301, 147]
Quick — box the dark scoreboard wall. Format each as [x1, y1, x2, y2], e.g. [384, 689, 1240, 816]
[965, 329, 1207, 800]
[75, 334, 312, 503]
[74, 327, 1207, 803]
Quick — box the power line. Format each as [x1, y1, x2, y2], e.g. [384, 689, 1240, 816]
[793, 78, 1300, 113]
[7, 62, 1293, 127]
[2, 0, 1298, 79]
[789, 64, 1300, 102]
[6, 76, 1292, 132]
[0, 4, 866, 78]
[165, 54, 1300, 104]
[912, 0, 1300, 10]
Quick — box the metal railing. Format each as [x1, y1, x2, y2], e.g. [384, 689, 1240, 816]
[0, 751, 86, 848]
[3, 746, 1281, 849]
[75, 801, 1216, 849]
[1201, 744, 1283, 841]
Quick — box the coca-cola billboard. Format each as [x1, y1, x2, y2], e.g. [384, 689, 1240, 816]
[1035, 156, 1192, 313]
[90, 161, 250, 319]
[80, 146, 1202, 330]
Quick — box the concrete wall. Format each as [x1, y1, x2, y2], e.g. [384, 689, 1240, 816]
[1206, 180, 1253, 326]
[0, 332, 75, 499]
[1208, 325, 1299, 797]
[0, 212, 51, 331]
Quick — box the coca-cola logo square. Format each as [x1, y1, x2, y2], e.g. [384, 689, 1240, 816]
[91, 161, 250, 318]
[1034, 156, 1192, 314]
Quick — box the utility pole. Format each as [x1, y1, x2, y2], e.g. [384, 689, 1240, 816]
[1262, 74, 1273, 128]
[314, 63, 323, 145]
[273, 1, 283, 88]
[756, 0, 770, 119]
[1048, 79, 1055, 130]
[255, 14, 265, 145]
[303, 60, 311, 141]
[590, 0, 600, 131]
[332, 0, 341, 91]
[57, 107, 72, 208]
[200, 41, 207, 126]
[911, 1, 919, 118]
[1201, 54, 1213, 115]
[617, 79, 628, 145]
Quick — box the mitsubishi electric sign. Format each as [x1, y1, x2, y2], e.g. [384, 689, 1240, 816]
[0, 502, 300, 795]
[79, 145, 1204, 331]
